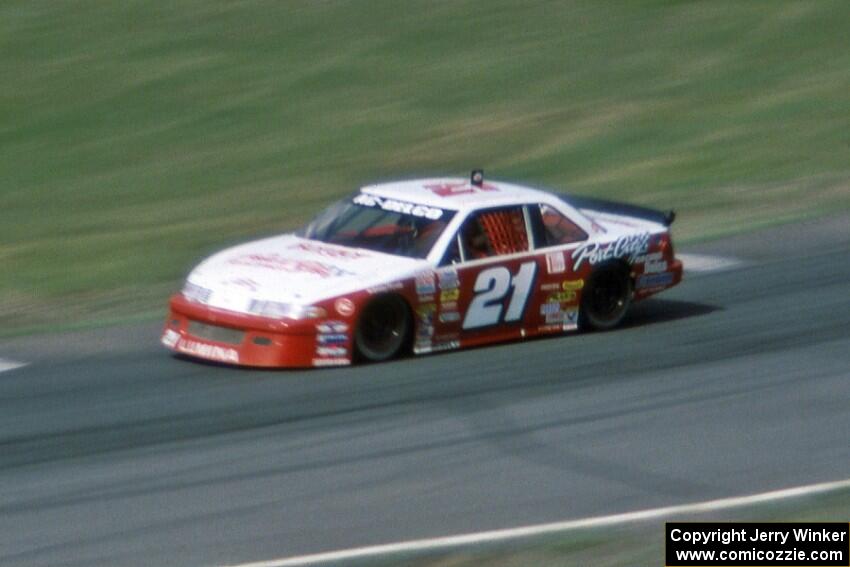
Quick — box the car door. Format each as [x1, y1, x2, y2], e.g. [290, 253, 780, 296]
[525, 202, 591, 332]
[431, 205, 545, 348]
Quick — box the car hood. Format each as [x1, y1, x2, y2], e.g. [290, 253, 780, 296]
[184, 234, 427, 313]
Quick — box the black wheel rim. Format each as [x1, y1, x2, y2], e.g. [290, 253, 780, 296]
[359, 299, 405, 355]
[590, 270, 627, 320]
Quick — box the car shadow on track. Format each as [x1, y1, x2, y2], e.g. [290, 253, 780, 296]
[620, 297, 720, 329]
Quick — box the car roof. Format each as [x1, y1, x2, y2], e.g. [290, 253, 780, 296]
[360, 178, 559, 212]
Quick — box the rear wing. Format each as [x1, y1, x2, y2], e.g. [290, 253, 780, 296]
[558, 194, 676, 227]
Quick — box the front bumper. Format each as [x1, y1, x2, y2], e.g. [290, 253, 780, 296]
[161, 294, 351, 368]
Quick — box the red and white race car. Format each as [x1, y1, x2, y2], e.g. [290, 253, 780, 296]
[162, 171, 682, 367]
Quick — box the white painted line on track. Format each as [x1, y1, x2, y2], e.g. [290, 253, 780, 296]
[0, 357, 27, 373]
[221, 478, 850, 567]
[678, 253, 742, 273]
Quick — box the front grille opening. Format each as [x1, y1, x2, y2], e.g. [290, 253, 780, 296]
[187, 321, 245, 345]
[253, 336, 273, 346]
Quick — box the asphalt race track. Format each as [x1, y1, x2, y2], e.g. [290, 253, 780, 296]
[1, 216, 849, 567]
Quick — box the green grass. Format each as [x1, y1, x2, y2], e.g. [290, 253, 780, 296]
[3, 1, 850, 332]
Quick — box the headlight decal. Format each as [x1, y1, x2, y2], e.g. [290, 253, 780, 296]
[247, 300, 325, 320]
[182, 282, 212, 304]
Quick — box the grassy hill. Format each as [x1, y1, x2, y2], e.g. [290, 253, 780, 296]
[2, 1, 849, 333]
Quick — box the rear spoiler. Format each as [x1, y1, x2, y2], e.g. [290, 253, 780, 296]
[559, 194, 676, 227]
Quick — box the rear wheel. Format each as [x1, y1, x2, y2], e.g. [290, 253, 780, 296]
[580, 262, 631, 331]
[354, 295, 411, 362]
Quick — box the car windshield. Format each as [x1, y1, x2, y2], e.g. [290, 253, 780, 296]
[298, 193, 455, 259]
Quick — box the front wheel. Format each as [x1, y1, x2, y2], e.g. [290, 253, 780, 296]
[354, 295, 411, 362]
[580, 263, 631, 331]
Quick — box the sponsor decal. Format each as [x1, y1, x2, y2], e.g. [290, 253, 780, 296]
[540, 302, 562, 315]
[315, 319, 349, 358]
[437, 269, 459, 290]
[439, 311, 461, 323]
[334, 297, 355, 316]
[643, 259, 668, 274]
[416, 303, 437, 315]
[288, 242, 369, 259]
[562, 279, 584, 291]
[439, 288, 460, 302]
[316, 320, 348, 334]
[178, 339, 239, 363]
[636, 272, 675, 289]
[540, 299, 579, 328]
[366, 281, 405, 294]
[315, 346, 347, 357]
[423, 181, 498, 197]
[229, 254, 354, 278]
[441, 301, 458, 311]
[317, 333, 347, 345]
[546, 251, 566, 274]
[353, 193, 444, 220]
[571, 233, 650, 270]
[417, 324, 434, 339]
[312, 357, 350, 367]
[635, 251, 662, 263]
[540, 282, 561, 291]
[161, 329, 180, 348]
[545, 309, 579, 326]
[415, 272, 437, 295]
[416, 303, 436, 338]
[414, 340, 460, 354]
[547, 291, 576, 303]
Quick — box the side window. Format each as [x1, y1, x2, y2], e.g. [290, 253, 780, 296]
[440, 207, 531, 265]
[537, 204, 587, 246]
[460, 207, 530, 261]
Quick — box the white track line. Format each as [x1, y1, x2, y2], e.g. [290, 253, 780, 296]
[678, 253, 742, 273]
[221, 478, 850, 567]
[0, 357, 27, 373]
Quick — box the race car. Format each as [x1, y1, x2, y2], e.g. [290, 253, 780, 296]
[162, 170, 682, 367]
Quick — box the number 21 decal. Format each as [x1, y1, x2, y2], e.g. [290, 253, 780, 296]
[462, 262, 537, 329]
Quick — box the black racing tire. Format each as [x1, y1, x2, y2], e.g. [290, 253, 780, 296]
[579, 262, 632, 331]
[354, 295, 412, 362]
